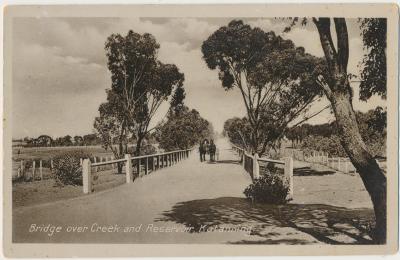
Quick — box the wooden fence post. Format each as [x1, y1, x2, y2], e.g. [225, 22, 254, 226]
[151, 156, 155, 172]
[32, 161, 36, 181]
[40, 160, 43, 180]
[253, 154, 260, 179]
[93, 157, 97, 172]
[145, 157, 149, 175]
[137, 158, 141, 176]
[284, 157, 294, 200]
[338, 157, 341, 171]
[20, 160, 23, 177]
[82, 159, 92, 194]
[125, 154, 131, 183]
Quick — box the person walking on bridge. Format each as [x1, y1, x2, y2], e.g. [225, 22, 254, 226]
[199, 141, 204, 162]
[199, 139, 208, 162]
[209, 139, 217, 162]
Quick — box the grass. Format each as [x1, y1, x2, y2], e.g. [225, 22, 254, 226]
[12, 145, 113, 161]
[11, 145, 127, 208]
[12, 168, 126, 208]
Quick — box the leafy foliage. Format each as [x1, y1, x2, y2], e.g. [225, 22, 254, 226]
[52, 150, 91, 186]
[301, 135, 346, 157]
[359, 18, 387, 101]
[243, 170, 289, 204]
[156, 106, 214, 151]
[202, 20, 326, 155]
[223, 117, 252, 150]
[97, 30, 185, 157]
[170, 85, 186, 115]
[296, 107, 386, 157]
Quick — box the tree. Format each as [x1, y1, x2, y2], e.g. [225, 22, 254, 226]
[133, 61, 184, 155]
[202, 20, 327, 155]
[94, 90, 131, 174]
[36, 135, 53, 147]
[104, 30, 184, 156]
[82, 134, 99, 146]
[157, 106, 214, 151]
[170, 85, 186, 115]
[73, 135, 84, 146]
[54, 135, 73, 146]
[223, 117, 252, 151]
[284, 17, 387, 243]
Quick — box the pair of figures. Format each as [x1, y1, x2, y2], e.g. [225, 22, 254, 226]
[199, 139, 217, 162]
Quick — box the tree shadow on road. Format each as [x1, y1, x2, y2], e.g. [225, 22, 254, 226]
[213, 160, 240, 165]
[157, 197, 375, 245]
[294, 167, 336, 176]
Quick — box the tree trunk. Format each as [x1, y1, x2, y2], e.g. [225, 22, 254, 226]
[314, 17, 387, 244]
[116, 141, 124, 174]
[330, 91, 387, 244]
[135, 136, 144, 156]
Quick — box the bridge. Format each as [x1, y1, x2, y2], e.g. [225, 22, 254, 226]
[13, 138, 374, 244]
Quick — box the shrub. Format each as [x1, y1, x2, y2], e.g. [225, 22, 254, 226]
[52, 150, 91, 186]
[243, 171, 289, 204]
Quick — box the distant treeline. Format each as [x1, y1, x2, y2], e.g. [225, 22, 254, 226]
[14, 134, 107, 147]
[286, 107, 387, 157]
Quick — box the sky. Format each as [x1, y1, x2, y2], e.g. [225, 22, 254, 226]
[12, 17, 386, 139]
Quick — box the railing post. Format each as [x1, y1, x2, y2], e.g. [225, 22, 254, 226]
[32, 160, 36, 181]
[166, 154, 169, 166]
[93, 157, 97, 172]
[137, 158, 141, 176]
[242, 153, 245, 167]
[284, 157, 294, 200]
[145, 157, 149, 175]
[253, 153, 260, 179]
[82, 159, 92, 194]
[40, 160, 43, 180]
[125, 154, 131, 183]
[151, 156, 155, 172]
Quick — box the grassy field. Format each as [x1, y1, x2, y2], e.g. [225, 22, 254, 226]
[12, 168, 126, 208]
[12, 145, 114, 161]
[11, 145, 127, 207]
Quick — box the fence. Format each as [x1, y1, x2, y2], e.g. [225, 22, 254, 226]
[82, 149, 192, 194]
[231, 145, 293, 200]
[282, 149, 357, 174]
[13, 159, 54, 182]
[13, 155, 117, 182]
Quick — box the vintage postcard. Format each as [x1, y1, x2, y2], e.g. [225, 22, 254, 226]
[2, 3, 398, 257]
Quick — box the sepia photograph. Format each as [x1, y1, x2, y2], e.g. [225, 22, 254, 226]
[2, 3, 398, 257]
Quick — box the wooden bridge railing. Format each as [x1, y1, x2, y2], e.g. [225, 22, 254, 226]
[82, 148, 193, 194]
[231, 145, 293, 199]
